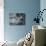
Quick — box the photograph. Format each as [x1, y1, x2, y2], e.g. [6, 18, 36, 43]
[9, 13, 25, 25]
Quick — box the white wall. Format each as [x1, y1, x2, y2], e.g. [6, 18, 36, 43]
[0, 0, 4, 42]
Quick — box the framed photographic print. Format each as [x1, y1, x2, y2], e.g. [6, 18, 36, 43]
[9, 13, 25, 25]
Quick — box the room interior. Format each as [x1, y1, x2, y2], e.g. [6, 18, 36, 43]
[0, 0, 46, 46]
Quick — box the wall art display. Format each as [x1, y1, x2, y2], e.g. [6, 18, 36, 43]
[9, 13, 25, 25]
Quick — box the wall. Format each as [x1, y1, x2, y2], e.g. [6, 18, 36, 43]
[40, 0, 46, 26]
[0, 0, 4, 42]
[4, 0, 40, 42]
[40, 0, 46, 45]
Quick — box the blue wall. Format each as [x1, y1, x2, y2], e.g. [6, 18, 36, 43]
[4, 0, 40, 42]
[40, 0, 46, 27]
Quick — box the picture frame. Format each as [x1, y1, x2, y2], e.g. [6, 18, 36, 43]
[9, 13, 25, 25]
